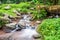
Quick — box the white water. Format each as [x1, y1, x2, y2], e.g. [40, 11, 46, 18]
[21, 27, 38, 38]
[11, 14, 38, 40]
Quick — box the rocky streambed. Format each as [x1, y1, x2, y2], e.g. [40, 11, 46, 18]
[0, 14, 41, 40]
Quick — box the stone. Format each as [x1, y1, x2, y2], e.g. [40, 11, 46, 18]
[5, 22, 17, 29]
[2, 13, 12, 22]
[30, 8, 34, 10]
[36, 21, 41, 24]
[18, 20, 26, 29]
[33, 34, 41, 39]
[15, 16, 22, 19]
[13, 10, 21, 16]
[3, 22, 17, 33]
[8, 15, 15, 19]
[4, 5, 11, 10]
[0, 18, 10, 28]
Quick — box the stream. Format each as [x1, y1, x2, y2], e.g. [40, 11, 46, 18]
[10, 14, 38, 40]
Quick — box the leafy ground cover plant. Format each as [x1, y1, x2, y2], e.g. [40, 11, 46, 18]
[0, 2, 47, 20]
[37, 18, 60, 40]
[32, 8, 47, 20]
[0, 18, 9, 28]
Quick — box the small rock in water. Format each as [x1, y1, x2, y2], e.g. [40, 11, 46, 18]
[18, 20, 26, 29]
[33, 34, 41, 39]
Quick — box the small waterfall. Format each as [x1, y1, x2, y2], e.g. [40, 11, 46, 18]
[11, 24, 19, 32]
[11, 14, 38, 40]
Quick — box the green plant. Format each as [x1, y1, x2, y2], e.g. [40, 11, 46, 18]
[18, 2, 31, 8]
[0, 18, 9, 28]
[37, 18, 60, 40]
[32, 9, 47, 19]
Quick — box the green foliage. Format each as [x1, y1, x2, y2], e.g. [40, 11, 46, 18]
[32, 9, 47, 19]
[0, 2, 47, 20]
[0, 18, 9, 28]
[0, 0, 60, 5]
[0, 9, 16, 17]
[19, 2, 31, 8]
[37, 18, 60, 40]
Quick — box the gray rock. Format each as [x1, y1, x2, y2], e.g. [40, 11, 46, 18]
[33, 34, 41, 39]
[3, 23, 17, 33]
[5, 22, 17, 29]
[18, 20, 26, 29]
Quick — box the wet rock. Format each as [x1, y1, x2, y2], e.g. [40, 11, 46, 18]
[3, 23, 17, 33]
[18, 20, 26, 29]
[33, 34, 41, 39]
[5, 22, 17, 29]
[3, 27, 13, 33]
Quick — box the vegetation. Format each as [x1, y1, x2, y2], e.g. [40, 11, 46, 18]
[0, 2, 47, 20]
[37, 18, 60, 40]
[0, 18, 9, 28]
[32, 8, 47, 19]
[0, 0, 60, 40]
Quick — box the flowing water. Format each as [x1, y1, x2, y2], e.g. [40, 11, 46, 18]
[11, 14, 38, 40]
